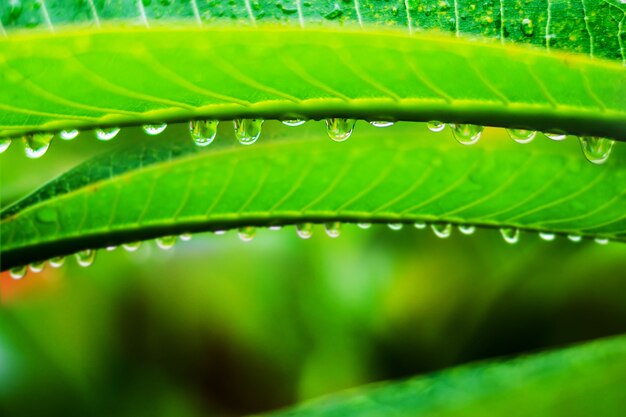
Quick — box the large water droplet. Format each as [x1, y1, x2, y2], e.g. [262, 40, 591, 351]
[414, 221, 427, 229]
[500, 227, 520, 244]
[296, 223, 313, 239]
[95, 127, 120, 141]
[594, 237, 609, 245]
[370, 121, 394, 128]
[450, 124, 483, 145]
[567, 234, 582, 243]
[234, 119, 264, 145]
[23, 133, 53, 158]
[76, 249, 96, 267]
[156, 235, 177, 250]
[10, 265, 27, 280]
[431, 223, 452, 238]
[282, 119, 306, 127]
[189, 120, 219, 147]
[238, 227, 256, 242]
[123, 242, 141, 252]
[388, 223, 403, 231]
[0, 138, 11, 154]
[458, 224, 476, 235]
[325, 118, 356, 142]
[29, 261, 46, 273]
[539, 231, 556, 241]
[142, 123, 167, 136]
[520, 18, 534, 36]
[324, 222, 341, 238]
[60, 129, 79, 140]
[426, 121, 446, 132]
[49, 256, 65, 268]
[506, 129, 536, 144]
[579, 137, 614, 165]
[544, 132, 567, 141]
[180, 233, 192, 241]
[357, 222, 372, 230]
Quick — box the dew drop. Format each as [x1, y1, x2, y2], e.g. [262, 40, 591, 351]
[142, 123, 167, 136]
[238, 227, 256, 242]
[388, 223, 404, 231]
[60, 129, 79, 140]
[414, 221, 427, 229]
[431, 223, 452, 238]
[76, 249, 96, 267]
[594, 237, 609, 245]
[500, 227, 520, 244]
[370, 121, 394, 128]
[269, 225, 283, 231]
[506, 129, 537, 144]
[29, 261, 46, 273]
[214, 230, 226, 235]
[189, 120, 219, 146]
[282, 119, 306, 127]
[106, 246, 117, 251]
[95, 127, 120, 141]
[49, 256, 65, 268]
[23, 133, 53, 159]
[426, 121, 446, 133]
[156, 235, 177, 250]
[579, 137, 614, 165]
[539, 232, 556, 241]
[567, 234, 582, 242]
[0, 138, 11, 154]
[9, 265, 27, 280]
[180, 233, 193, 241]
[544, 132, 567, 141]
[234, 119, 264, 145]
[324, 222, 341, 238]
[296, 223, 313, 239]
[520, 18, 534, 36]
[357, 222, 372, 230]
[123, 241, 141, 252]
[458, 224, 476, 235]
[325, 118, 356, 142]
[450, 124, 483, 145]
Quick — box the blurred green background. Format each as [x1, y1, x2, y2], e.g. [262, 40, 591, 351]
[2, 123, 626, 416]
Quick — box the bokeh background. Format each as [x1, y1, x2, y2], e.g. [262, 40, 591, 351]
[2, 123, 626, 416]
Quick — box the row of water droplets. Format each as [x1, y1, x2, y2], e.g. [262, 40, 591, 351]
[0, 119, 616, 165]
[8, 222, 610, 280]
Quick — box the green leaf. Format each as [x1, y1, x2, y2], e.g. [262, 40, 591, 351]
[260, 334, 626, 417]
[2, 121, 626, 270]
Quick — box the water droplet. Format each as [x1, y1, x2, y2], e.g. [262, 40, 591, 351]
[500, 227, 520, 244]
[49, 256, 65, 268]
[458, 224, 476, 235]
[95, 127, 120, 141]
[269, 225, 283, 231]
[426, 121, 446, 133]
[60, 129, 79, 140]
[567, 234, 582, 242]
[189, 120, 219, 146]
[234, 119, 264, 145]
[520, 18, 534, 36]
[0, 138, 11, 154]
[357, 222, 372, 229]
[76, 249, 96, 267]
[539, 232, 556, 241]
[388, 223, 404, 231]
[29, 261, 46, 273]
[594, 237, 609, 245]
[106, 246, 117, 251]
[325, 118, 356, 142]
[450, 124, 483, 145]
[414, 221, 427, 229]
[142, 123, 167, 136]
[180, 233, 192, 241]
[214, 230, 226, 235]
[324, 222, 341, 238]
[506, 129, 537, 144]
[238, 227, 256, 242]
[544, 132, 567, 141]
[296, 223, 313, 239]
[23, 133, 53, 158]
[9, 265, 27, 280]
[431, 223, 452, 238]
[370, 121, 394, 128]
[123, 242, 141, 252]
[282, 119, 306, 127]
[579, 137, 614, 165]
[156, 235, 177, 250]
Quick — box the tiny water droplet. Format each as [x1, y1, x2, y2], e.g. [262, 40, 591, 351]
[282, 119, 306, 127]
[214, 230, 226, 235]
[324, 222, 341, 238]
[142, 123, 167, 136]
[594, 237, 609, 245]
[23, 133, 53, 158]
[567, 234, 582, 242]
[60, 129, 79, 140]
[388, 223, 404, 231]
[500, 227, 520, 244]
[238, 227, 256, 242]
[180, 233, 192, 241]
[106, 246, 117, 251]
[325, 118, 356, 142]
[189, 120, 218, 146]
[544, 132, 567, 141]
[450, 124, 483, 145]
[539, 232, 556, 241]
[579, 137, 614, 165]
[506, 129, 537, 144]
[123, 242, 141, 252]
[29, 261, 46, 273]
[10, 265, 27, 280]
[520, 18, 534, 36]
[95, 127, 120, 141]
[234, 119, 264, 145]
[49, 256, 65, 268]
[296, 223, 313, 239]
[269, 225, 283, 231]
[76, 249, 96, 267]
[426, 121, 446, 132]
[357, 222, 372, 229]
[431, 223, 452, 238]
[458, 224, 476, 235]
[0, 138, 11, 154]
[370, 121, 394, 128]
[414, 221, 427, 229]
[156, 235, 177, 250]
